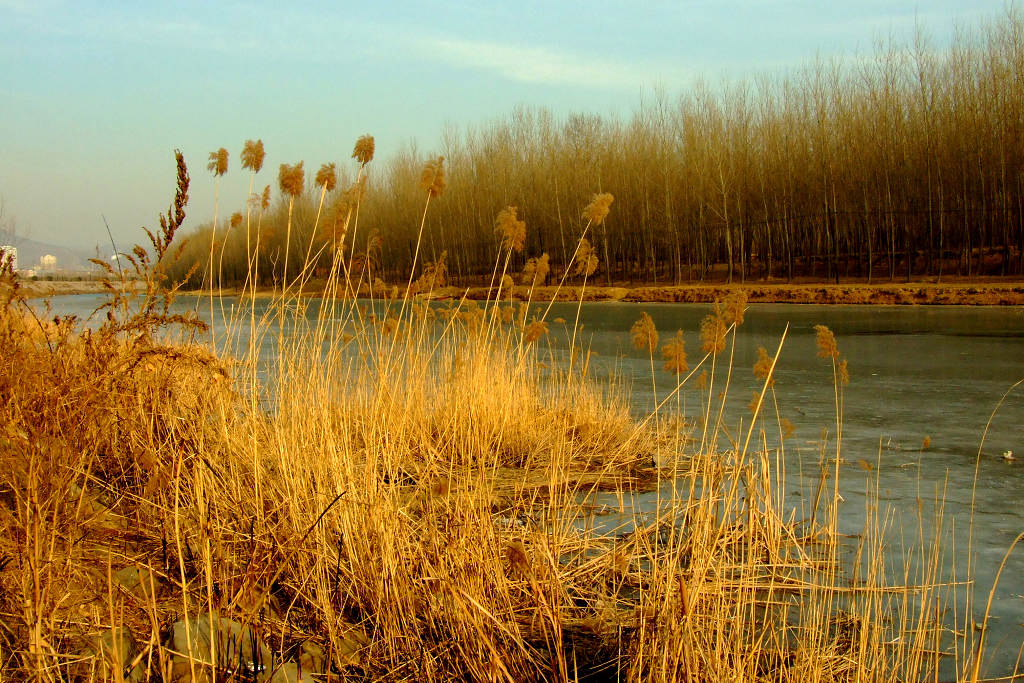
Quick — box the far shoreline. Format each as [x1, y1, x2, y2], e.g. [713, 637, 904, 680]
[18, 276, 1024, 306]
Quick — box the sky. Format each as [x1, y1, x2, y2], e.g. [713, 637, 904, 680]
[0, 0, 1013, 255]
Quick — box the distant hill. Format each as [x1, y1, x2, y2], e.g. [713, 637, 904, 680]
[0, 231, 95, 271]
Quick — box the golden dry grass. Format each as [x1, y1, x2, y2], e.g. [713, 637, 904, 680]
[0, 149, 1015, 683]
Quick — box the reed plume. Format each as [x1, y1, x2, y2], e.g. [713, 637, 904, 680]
[632, 311, 661, 430]
[419, 156, 447, 197]
[240, 139, 265, 174]
[278, 162, 305, 198]
[753, 346, 774, 385]
[336, 166, 371, 305]
[524, 318, 548, 343]
[240, 140, 266, 416]
[205, 147, 229, 338]
[661, 330, 688, 374]
[315, 163, 338, 192]
[260, 185, 271, 211]
[700, 308, 727, 354]
[814, 325, 840, 359]
[495, 206, 526, 253]
[206, 148, 228, 177]
[814, 324, 847, 528]
[487, 206, 527, 330]
[582, 192, 614, 225]
[278, 162, 305, 292]
[574, 238, 599, 277]
[723, 290, 748, 326]
[322, 193, 352, 252]
[366, 230, 383, 259]
[520, 253, 550, 287]
[216, 212, 244, 300]
[565, 236, 601, 376]
[630, 312, 659, 354]
[352, 135, 375, 166]
[696, 369, 709, 391]
[837, 358, 850, 385]
[389, 155, 445, 363]
[290, 163, 340, 293]
[540, 192, 614, 337]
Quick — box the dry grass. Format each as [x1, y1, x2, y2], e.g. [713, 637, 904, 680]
[0, 149, 1017, 683]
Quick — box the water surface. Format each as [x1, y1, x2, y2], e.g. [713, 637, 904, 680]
[41, 295, 1024, 674]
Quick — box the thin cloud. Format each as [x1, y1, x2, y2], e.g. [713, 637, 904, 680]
[423, 37, 678, 89]
[0, 0, 45, 12]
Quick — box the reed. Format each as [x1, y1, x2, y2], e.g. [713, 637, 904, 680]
[277, 161, 305, 293]
[205, 147, 229, 343]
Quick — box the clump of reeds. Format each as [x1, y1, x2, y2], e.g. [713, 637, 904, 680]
[2, 146, 1010, 683]
[521, 253, 550, 287]
[409, 250, 448, 295]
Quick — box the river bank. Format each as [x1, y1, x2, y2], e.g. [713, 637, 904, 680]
[16, 278, 112, 298]
[191, 277, 1024, 306]
[30, 269, 1023, 305]
[460, 278, 1024, 305]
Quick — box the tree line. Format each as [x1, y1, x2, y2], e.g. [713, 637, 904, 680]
[166, 9, 1024, 289]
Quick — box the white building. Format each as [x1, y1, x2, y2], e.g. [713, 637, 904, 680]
[0, 245, 16, 271]
[39, 254, 57, 270]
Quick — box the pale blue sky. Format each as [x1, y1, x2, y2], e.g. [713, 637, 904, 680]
[0, 1, 1011, 252]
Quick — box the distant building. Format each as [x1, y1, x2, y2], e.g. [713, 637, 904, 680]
[39, 254, 57, 270]
[0, 245, 16, 271]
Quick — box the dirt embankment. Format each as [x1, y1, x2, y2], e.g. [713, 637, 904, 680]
[17, 279, 112, 298]
[174, 278, 1024, 306]
[448, 279, 1024, 306]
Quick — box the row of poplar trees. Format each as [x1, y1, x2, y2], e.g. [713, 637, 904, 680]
[170, 9, 1024, 287]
